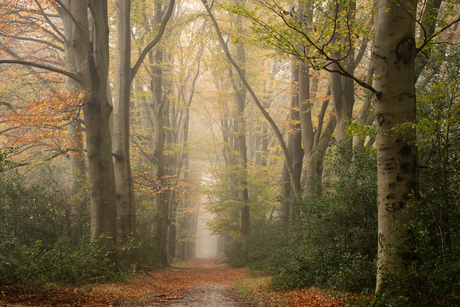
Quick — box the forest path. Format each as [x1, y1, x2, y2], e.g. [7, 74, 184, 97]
[139, 259, 255, 306]
[0, 259, 347, 306]
[0, 259, 255, 307]
[167, 282, 245, 307]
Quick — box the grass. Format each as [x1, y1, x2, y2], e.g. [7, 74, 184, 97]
[171, 259, 192, 268]
[235, 276, 362, 306]
[235, 276, 289, 306]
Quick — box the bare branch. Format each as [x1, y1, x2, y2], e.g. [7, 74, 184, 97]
[0, 102, 15, 110]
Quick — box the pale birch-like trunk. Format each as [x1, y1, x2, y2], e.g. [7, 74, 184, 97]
[374, 0, 418, 292]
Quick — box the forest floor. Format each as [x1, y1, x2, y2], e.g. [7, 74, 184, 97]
[0, 259, 362, 306]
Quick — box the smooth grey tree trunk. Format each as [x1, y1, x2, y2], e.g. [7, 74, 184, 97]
[299, 60, 335, 200]
[329, 0, 356, 167]
[354, 55, 375, 153]
[374, 0, 418, 292]
[296, 1, 335, 201]
[55, 1, 118, 263]
[113, 0, 137, 265]
[58, 2, 88, 242]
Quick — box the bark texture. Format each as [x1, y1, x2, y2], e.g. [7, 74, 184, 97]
[373, 0, 418, 292]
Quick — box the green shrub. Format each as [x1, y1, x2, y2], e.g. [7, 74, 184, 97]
[246, 219, 291, 271]
[269, 149, 378, 293]
[0, 168, 120, 286]
[0, 169, 89, 247]
[224, 241, 248, 268]
[222, 149, 378, 293]
[0, 235, 120, 286]
[135, 205, 162, 269]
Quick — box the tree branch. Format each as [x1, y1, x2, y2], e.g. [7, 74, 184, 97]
[53, 0, 86, 31]
[131, 0, 176, 82]
[314, 84, 331, 148]
[0, 101, 14, 110]
[417, 17, 460, 53]
[0, 60, 87, 86]
[0, 34, 64, 52]
[0, 127, 18, 135]
[33, 0, 67, 44]
[202, 0, 301, 197]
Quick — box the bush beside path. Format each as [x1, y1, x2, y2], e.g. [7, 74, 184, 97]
[0, 259, 347, 306]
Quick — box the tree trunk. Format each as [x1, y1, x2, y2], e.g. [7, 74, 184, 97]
[113, 0, 137, 266]
[148, 0, 169, 266]
[374, 0, 418, 292]
[329, 0, 356, 167]
[59, 1, 118, 262]
[234, 15, 250, 247]
[297, 2, 334, 201]
[281, 59, 303, 220]
[354, 55, 375, 153]
[58, 3, 87, 234]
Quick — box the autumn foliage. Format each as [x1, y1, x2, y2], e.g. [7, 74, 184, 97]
[0, 89, 83, 160]
[0, 0, 84, 165]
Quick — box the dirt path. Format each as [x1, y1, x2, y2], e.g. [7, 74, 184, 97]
[167, 282, 245, 306]
[135, 259, 255, 306]
[0, 259, 349, 306]
[0, 259, 255, 307]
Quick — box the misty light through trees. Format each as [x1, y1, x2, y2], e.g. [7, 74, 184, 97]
[0, 0, 460, 305]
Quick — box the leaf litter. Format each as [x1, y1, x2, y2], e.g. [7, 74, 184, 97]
[0, 259, 350, 306]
